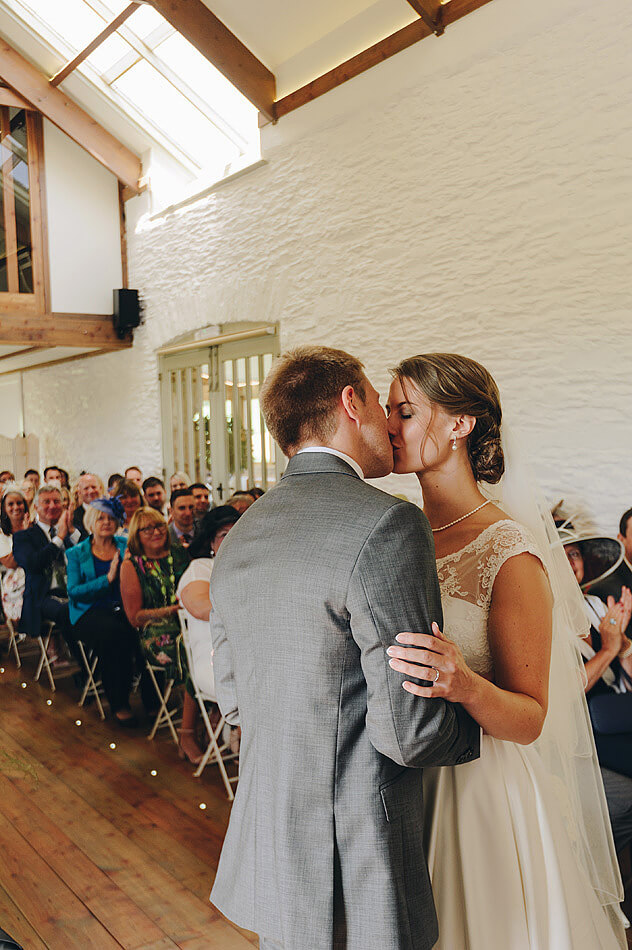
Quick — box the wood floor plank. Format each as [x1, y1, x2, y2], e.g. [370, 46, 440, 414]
[0, 880, 49, 950]
[0, 708, 221, 897]
[0, 724, 251, 947]
[0, 808, 122, 949]
[0, 771, 178, 949]
[0, 658, 257, 947]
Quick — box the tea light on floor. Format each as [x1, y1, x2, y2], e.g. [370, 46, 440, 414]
[46, 699, 52, 705]
[20, 682, 27, 688]
[109, 743, 116, 750]
[199, 803, 207, 811]
[75, 719, 82, 726]
[150, 770, 157, 777]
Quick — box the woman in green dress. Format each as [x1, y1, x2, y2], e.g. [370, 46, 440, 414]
[120, 506, 203, 763]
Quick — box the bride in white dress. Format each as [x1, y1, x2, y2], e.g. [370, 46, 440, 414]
[385, 353, 625, 949]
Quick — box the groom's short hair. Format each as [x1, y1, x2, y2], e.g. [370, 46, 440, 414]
[261, 346, 366, 455]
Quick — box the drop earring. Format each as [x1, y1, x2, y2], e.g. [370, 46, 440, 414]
[451, 438, 458, 451]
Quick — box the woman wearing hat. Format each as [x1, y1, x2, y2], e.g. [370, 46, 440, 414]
[561, 529, 632, 703]
[562, 529, 632, 861]
[66, 497, 139, 726]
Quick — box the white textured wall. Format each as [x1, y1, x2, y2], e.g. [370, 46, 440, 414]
[43, 120, 122, 313]
[23, 0, 632, 533]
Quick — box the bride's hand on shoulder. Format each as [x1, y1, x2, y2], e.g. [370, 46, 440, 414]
[386, 623, 477, 703]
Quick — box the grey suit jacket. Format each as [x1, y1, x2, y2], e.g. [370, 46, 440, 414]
[209, 452, 480, 950]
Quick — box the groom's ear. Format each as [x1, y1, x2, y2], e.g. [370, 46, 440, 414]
[341, 385, 362, 425]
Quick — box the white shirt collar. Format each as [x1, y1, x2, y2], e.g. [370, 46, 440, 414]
[35, 515, 52, 538]
[296, 447, 364, 479]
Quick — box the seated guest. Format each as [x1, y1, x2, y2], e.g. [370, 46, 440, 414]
[0, 471, 15, 487]
[43, 465, 62, 486]
[66, 499, 138, 726]
[108, 473, 124, 497]
[562, 531, 632, 853]
[177, 506, 241, 697]
[24, 469, 40, 491]
[168, 488, 196, 547]
[189, 482, 211, 527]
[13, 484, 81, 663]
[585, 507, 632, 635]
[73, 473, 104, 539]
[20, 478, 35, 513]
[226, 491, 255, 515]
[169, 471, 190, 494]
[116, 479, 143, 536]
[618, 508, 632, 564]
[143, 476, 168, 517]
[0, 486, 29, 624]
[120, 508, 201, 761]
[125, 466, 143, 490]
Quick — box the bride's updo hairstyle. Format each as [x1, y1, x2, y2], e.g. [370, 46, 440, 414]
[392, 353, 505, 484]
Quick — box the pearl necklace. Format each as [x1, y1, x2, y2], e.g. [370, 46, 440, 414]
[431, 499, 491, 533]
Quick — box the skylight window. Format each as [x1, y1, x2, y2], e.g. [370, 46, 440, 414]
[1, 0, 260, 189]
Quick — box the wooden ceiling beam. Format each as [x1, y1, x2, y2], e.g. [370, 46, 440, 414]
[0, 313, 134, 349]
[0, 347, 117, 377]
[50, 3, 140, 88]
[405, 0, 444, 36]
[148, 0, 276, 122]
[0, 38, 142, 192]
[273, 0, 493, 119]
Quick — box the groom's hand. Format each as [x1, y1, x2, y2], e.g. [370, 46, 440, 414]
[386, 623, 476, 703]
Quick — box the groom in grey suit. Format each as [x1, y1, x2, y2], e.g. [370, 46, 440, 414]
[209, 346, 480, 950]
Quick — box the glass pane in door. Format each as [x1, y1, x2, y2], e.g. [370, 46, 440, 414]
[8, 109, 33, 293]
[236, 357, 249, 490]
[224, 359, 235, 493]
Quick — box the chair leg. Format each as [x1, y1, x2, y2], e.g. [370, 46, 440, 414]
[193, 700, 237, 800]
[6, 619, 21, 668]
[35, 632, 55, 692]
[77, 641, 105, 721]
[146, 664, 178, 744]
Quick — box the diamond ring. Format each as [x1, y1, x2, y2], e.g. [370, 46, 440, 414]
[609, 618, 617, 626]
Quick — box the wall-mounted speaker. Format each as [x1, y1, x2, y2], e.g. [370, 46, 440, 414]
[113, 288, 141, 339]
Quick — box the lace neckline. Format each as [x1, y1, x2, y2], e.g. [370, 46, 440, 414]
[435, 518, 516, 565]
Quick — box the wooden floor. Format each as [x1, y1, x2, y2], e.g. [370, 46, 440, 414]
[1, 632, 631, 949]
[0, 631, 256, 950]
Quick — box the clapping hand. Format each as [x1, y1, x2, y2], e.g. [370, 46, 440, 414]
[55, 509, 70, 540]
[386, 622, 475, 703]
[599, 597, 626, 657]
[107, 549, 120, 583]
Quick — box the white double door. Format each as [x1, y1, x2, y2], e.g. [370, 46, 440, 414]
[160, 335, 282, 504]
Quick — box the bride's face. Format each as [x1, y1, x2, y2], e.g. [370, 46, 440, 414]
[387, 377, 455, 475]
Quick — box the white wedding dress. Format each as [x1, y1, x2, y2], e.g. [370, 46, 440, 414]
[423, 519, 626, 949]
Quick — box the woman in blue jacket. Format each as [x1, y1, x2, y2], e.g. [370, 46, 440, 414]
[66, 498, 138, 726]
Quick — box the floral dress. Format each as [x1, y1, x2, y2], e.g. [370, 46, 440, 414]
[0, 531, 25, 622]
[131, 545, 190, 686]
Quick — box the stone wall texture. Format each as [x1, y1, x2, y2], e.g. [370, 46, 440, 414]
[23, 0, 632, 534]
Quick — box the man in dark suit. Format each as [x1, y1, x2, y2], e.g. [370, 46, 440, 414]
[13, 484, 81, 658]
[72, 472, 102, 540]
[168, 488, 196, 548]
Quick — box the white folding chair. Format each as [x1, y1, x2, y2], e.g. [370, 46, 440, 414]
[178, 611, 238, 799]
[146, 660, 180, 744]
[4, 617, 25, 668]
[77, 640, 105, 720]
[34, 620, 57, 690]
